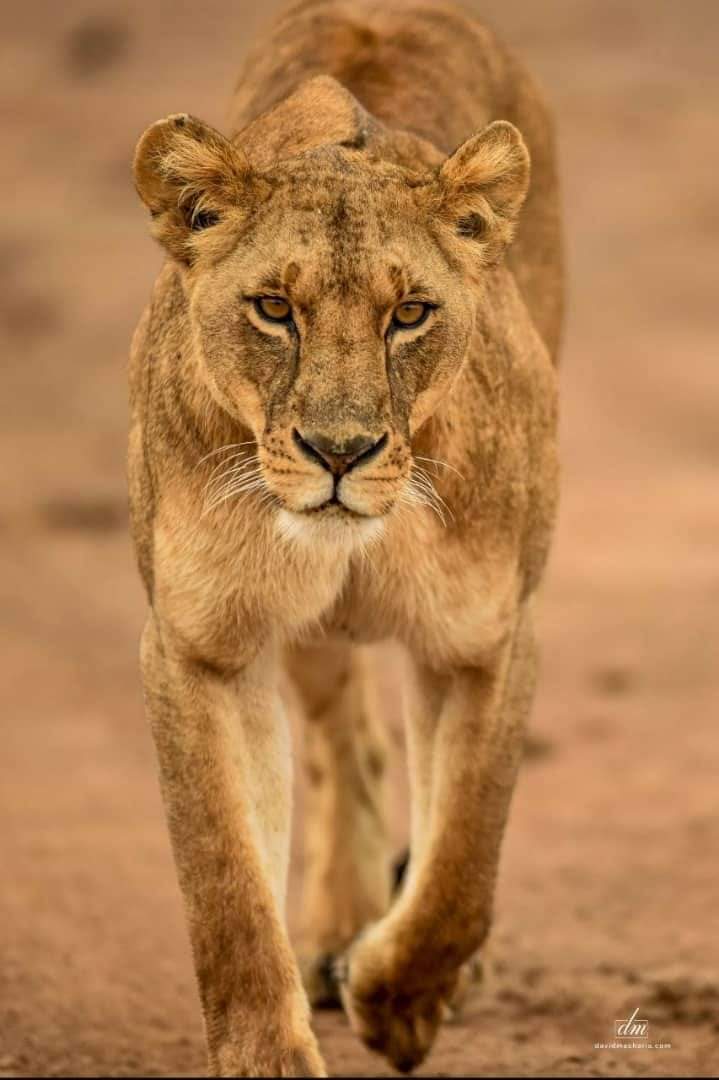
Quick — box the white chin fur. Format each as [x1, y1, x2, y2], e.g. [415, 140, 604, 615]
[276, 507, 385, 549]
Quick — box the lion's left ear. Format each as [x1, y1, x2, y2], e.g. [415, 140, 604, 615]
[437, 121, 530, 263]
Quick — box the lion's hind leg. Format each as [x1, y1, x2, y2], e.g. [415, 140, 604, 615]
[287, 641, 391, 1007]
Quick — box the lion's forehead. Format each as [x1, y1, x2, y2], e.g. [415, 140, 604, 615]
[266, 154, 422, 238]
[275, 147, 424, 192]
[243, 168, 443, 299]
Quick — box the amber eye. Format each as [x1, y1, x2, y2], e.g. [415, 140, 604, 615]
[392, 301, 431, 329]
[255, 296, 292, 323]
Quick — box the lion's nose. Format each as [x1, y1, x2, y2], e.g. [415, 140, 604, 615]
[293, 429, 388, 476]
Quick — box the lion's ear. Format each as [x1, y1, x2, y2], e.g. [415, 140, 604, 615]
[437, 121, 530, 264]
[234, 75, 374, 168]
[133, 113, 251, 261]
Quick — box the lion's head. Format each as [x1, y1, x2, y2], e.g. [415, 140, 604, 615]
[134, 76, 529, 539]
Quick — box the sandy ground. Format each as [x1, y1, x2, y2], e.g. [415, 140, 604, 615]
[2, 0, 718, 1076]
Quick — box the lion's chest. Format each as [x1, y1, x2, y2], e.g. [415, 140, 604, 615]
[157, 504, 518, 672]
[320, 529, 518, 669]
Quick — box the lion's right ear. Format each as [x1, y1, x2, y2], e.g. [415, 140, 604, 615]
[133, 113, 251, 261]
[437, 121, 530, 265]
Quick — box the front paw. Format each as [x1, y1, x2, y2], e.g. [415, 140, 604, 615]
[212, 1013, 326, 1077]
[339, 931, 457, 1073]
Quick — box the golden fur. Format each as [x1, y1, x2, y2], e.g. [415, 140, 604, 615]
[129, 0, 562, 1074]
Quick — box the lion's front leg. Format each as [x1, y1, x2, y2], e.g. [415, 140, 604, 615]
[141, 617, 325, 1078]
[342, 610, 535, 1074]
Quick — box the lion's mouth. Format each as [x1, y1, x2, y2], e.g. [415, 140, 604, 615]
[305, 493, 362, 516]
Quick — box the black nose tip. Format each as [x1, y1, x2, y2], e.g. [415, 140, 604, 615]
[293, 429, 388, 476]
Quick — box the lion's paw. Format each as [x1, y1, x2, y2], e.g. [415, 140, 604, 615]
[211, 994, 326, 1078]
[213, 1032, 326, 1078]
[338, 932, 457, 1073]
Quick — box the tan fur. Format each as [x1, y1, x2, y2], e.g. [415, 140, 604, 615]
[287, 643, 390, 1007]
[129, 0, 562, 1074]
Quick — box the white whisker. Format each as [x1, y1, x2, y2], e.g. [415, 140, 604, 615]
[411, 465, 454, 523]
[203, 458, 260, 500]
[196, 440, 256, 468]
[209, 477, 263, 504]
[415, 455, 465, 481]
[404, 473, 448, 527]
[202, 470, 268, 515]
[206, 451, 254, 479]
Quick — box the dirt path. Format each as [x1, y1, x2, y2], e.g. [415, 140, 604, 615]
[2, 1, 718, 1075]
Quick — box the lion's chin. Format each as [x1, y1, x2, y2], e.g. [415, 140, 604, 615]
[275, 504, 386, 549]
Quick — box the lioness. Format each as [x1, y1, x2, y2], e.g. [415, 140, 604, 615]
[129, 0, 562, 1074]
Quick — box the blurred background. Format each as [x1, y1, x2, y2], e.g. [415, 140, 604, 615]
[2, 1, 717, 1076]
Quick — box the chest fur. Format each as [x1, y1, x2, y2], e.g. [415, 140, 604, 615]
[319, 523, 520, 669]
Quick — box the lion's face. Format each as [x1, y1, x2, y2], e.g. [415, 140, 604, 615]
[189, 154, 476, 528]
[134, 78, 529, 534]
